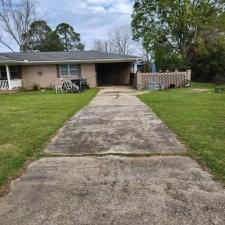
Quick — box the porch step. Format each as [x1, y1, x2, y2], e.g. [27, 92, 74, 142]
[0, 88, 21, 94]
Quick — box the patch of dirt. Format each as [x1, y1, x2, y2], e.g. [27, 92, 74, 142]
[192, 88, 209, 93]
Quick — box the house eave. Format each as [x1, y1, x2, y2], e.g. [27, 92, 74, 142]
[0, 60, 18, 65]
[0, 58, 140, 65]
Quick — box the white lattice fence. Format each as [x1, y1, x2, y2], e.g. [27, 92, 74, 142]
[136, 71, 191, 89]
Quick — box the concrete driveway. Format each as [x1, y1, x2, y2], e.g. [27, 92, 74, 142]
[46, 87, 186, 154]
[0, 87, 225, 225]
[1, 156, 225, 225]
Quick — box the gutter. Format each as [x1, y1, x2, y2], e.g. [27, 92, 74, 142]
[0, 60, 18, 65]
[0, 58, 140, 65]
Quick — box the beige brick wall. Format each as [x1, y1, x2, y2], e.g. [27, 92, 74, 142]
[80, 64, 97, 87]
[22, 65, 58, 90]
[21, 63, 97, 90]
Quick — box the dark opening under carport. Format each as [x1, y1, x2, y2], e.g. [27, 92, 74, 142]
[96, 62, 132, 86]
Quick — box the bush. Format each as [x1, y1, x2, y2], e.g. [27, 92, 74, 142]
[44, 85, 54, 90]
[215, 86, 225, 93]
[190, 43, 225, 82]
[32, 83, 40, 91]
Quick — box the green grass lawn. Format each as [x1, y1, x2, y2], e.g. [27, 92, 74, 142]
[0, 89, 98, 187]
[139, 83, 225, 182]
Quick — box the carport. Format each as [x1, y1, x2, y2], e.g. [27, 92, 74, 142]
[96, 62, 135, 86]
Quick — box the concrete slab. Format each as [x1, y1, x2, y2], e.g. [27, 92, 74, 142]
[46, 87, 186, 154]
[0, 156, 225, 225]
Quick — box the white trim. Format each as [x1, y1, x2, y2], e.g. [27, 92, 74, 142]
[6, 65, 12, 90]
[0, 58, 140, 65]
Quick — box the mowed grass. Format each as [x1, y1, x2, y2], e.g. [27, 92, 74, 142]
[0, 89, 98, 187]
[139, 83, 225, 182]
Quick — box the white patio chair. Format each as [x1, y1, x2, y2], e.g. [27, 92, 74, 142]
[55, 80, 64, 94]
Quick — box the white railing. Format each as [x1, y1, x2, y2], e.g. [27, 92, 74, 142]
[10, 79, 22, 89]
[0, 79, 22, 90]
[0, 80, 9, 89]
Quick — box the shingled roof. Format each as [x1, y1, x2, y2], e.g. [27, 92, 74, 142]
[0, 50, 139, 64]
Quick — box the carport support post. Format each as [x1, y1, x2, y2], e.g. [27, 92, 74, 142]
[6, 64, 12, 90]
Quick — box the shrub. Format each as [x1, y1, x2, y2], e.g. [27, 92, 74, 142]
[32, 83, 40, 91]
[45, 85, 54, 90]
[215, 86, 225, 93]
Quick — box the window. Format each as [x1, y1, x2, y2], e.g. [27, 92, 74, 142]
[0, 66, 7, 79]
[59, 64, 79, 77]
[0, 66, 21, 79]
[10, 66, 21, 79]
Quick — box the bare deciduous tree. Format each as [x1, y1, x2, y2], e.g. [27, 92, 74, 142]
[109, 25, 133, 55]
[92, 39, 114, 53]
[93, 39, 106, 52]
[92, 25, 135, 55]
[0, 0, 36, 52]
[0, 33, 14, 51]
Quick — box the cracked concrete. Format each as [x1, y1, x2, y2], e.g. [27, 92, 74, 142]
[1, 86, 225, 225]
[46, 87, 186, 154]
[0, 156, 225, 225]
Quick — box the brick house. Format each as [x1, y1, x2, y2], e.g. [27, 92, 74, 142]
[0, 50, 139, 90]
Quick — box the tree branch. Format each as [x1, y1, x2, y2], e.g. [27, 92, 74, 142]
[0, 0, 36, 51]
[0, 34, 15, 52]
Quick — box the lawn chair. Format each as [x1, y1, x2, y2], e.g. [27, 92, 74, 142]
[62, 81, 80, 93]
[55, 80, 64, 94]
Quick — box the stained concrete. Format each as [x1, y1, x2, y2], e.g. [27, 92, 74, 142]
[1, 87, 225, 225]
[0, 156, 225, 225]
[46, 87, 186, 154]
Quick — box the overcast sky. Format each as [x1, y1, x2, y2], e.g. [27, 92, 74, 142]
[0, 0, 134, 52]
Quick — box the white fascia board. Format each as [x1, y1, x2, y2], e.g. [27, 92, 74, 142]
[0, 60, 18, 65]
[6, 58, 139, 65]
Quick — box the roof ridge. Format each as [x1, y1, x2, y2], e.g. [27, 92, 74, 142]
[0, 50, 134, 55]
[0, 50, 88, 54]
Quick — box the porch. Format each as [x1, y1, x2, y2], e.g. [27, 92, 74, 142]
[0, 65, 22, 90]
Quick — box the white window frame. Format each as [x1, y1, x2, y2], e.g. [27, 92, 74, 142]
[59, 64, 79, 77]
